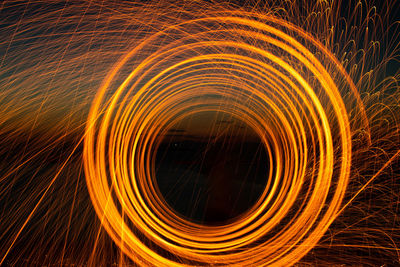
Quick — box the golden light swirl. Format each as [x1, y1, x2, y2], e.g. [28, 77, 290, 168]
[84, 13, 359, 266]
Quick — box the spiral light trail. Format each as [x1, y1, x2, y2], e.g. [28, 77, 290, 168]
[1, 1, 399, 266]
[83, 15, 358, 266]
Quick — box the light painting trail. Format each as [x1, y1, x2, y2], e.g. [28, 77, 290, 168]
[0, 1, 399, 266]
[83, 14, 358, 266]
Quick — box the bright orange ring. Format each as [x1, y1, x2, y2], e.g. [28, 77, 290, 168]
[84, 14, 352, 266]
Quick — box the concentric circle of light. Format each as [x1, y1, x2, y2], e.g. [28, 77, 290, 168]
[84, 13, 355, 266]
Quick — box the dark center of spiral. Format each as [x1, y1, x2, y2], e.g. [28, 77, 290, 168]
[155, 111, 269, 225]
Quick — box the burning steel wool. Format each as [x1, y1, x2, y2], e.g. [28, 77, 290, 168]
[0, 0, 399, 266]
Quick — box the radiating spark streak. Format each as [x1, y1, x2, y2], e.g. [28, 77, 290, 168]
[0, 136, 84, 266]
[335, 149, 400, 218]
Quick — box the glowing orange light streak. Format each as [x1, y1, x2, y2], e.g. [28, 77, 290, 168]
[84, 14, 355, 266]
